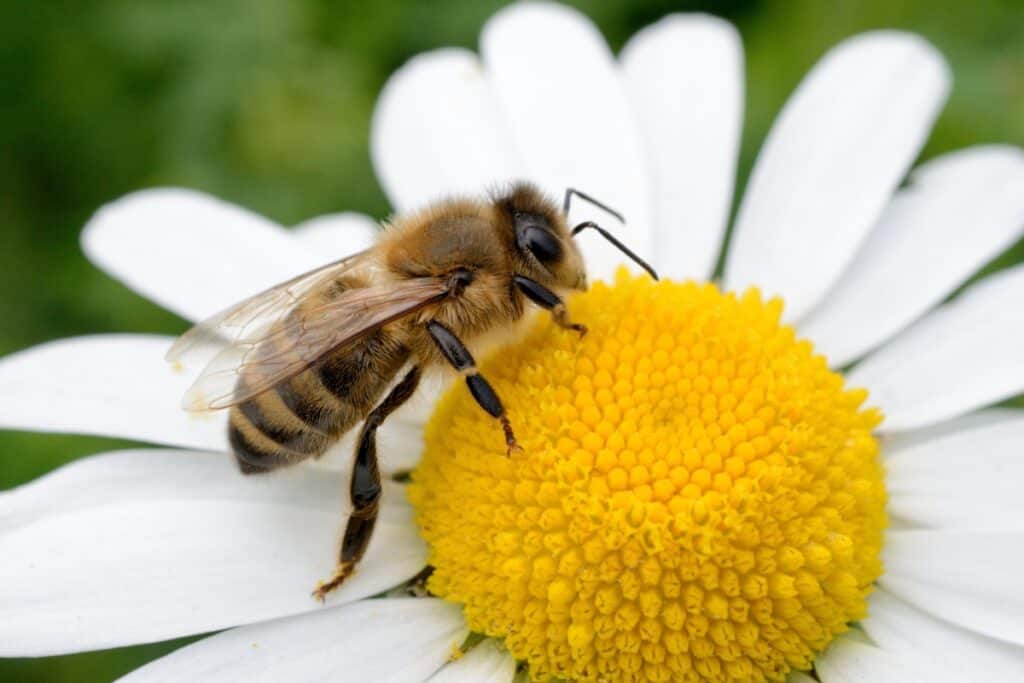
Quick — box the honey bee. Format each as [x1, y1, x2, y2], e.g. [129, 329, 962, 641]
[168, 182, 657, 600]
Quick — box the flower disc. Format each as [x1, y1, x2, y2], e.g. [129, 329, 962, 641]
[410, 273, 886, 683]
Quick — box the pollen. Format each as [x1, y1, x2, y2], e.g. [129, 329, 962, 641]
[409, 272, 886, 683]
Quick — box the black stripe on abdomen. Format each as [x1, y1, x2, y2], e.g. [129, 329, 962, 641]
[228, 422, 296, 474]
[317, 333, 410, 410]
[273, 377, 338, 434]
[237, 397, 327, 455]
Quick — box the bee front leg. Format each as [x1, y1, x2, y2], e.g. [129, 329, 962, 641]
[513, 275, 587, 337]
[426, 320, 522, 456]
[312, 365, 422, 602]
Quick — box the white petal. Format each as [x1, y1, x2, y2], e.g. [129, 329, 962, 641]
[801, 146, 1024, 366]
[864, 588, 1024, 681]
[881, 529, 1024, 647]
[816, 636, 938, 683]
[881, 407, 1023, 452]
[428, 639, 516, 683]
[0, 449, 426, 655]
[0, 448, 413, 533]
[0, 335, 226, 452]
[293, 212, 380, 256]
[886, 411, 1024, 530]
[848, 265, 1024, 432]
[620, 14, 743, 281]
[482, 2, 654, 281]
[725, 32, 950, 320]
[82, 188, 327, 322]
[119, 598, 466, 683]
[371, 48, 523, 212]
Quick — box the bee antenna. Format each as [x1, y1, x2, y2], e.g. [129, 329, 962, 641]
[563, 187, 625, 224]
[571, 221, 660, 281]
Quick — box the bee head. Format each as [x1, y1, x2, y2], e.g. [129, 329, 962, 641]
[497, 183, 587, 291]
[496, 182, 659, 289]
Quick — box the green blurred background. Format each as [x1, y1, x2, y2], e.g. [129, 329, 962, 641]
[1, 0, 1022, 680]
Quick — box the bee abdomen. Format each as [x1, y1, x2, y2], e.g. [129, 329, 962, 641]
[228, 388, 329, 473]
[228, 331, 410, 474]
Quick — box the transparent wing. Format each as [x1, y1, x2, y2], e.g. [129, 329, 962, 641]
[182, 276, 450, 411]
[167, 250, 370, 366]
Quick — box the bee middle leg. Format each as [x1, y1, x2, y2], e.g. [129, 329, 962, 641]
[426, 320, 521, 455]
[312, 365, 422, 602]
[513, 275, 587, 336]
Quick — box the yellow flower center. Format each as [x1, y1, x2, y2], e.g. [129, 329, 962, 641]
[409, 272, 886, 683]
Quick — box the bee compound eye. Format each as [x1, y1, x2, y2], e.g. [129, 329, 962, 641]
[521, 225, 562, 264]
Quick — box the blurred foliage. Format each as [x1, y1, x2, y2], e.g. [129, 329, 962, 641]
[1, 0, 1022, 680]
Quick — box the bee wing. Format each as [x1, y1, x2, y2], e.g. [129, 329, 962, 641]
[182, 276, 451, 411]
[167, 250, 370, 366]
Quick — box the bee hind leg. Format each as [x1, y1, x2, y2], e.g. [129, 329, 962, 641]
[405, 564, 435, 597]
[312, 365, 422, 602]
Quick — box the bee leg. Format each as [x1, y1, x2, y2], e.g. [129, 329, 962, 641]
[312, 365, 422, 602]
[426, 320, 522, 456]
[406, 565, 435, 597]
[513, 275, 587, 337]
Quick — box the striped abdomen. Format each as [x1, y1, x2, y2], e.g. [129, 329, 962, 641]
[228, 328, 410, 474]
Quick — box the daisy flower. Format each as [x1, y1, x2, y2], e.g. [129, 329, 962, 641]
[4, 2, 1024, 682]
